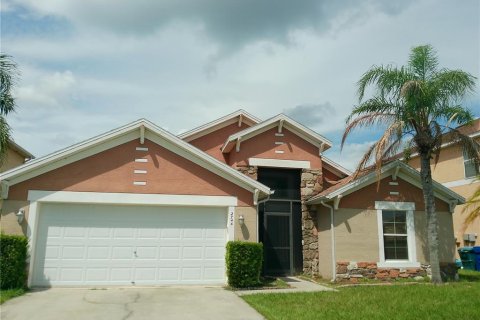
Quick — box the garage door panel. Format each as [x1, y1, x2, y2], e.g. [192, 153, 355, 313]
[33, 203, 227, 286]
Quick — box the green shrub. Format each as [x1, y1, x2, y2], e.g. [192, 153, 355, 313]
[226, 241, 263, 288]
[0, 234, 28, 289]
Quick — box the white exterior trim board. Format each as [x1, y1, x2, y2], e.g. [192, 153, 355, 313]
[27, 190, 238, 207]
[375, 201, 418, 268]
[248, 158, 311, 169]
[178, 110, 261, 142]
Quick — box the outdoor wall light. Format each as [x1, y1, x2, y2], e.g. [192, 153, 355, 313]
[16, 209, 25, 224]
[238, 215, 245, 226]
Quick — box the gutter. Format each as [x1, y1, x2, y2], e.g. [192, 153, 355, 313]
[321, 201, 336, 282]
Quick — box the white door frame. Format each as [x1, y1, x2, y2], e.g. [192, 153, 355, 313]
[26, 190, 238, 287]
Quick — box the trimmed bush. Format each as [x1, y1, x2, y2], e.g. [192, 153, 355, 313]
[226, 241, 263, 288]
[0, 234, 28, 289]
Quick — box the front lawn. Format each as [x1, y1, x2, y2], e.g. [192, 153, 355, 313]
[0, 288, 25, 304]
[243, 271, 480, 320]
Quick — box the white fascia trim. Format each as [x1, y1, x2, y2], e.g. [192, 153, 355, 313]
[307, 160, 465, 205]
[221, 114, 332, 153]
[178, 110, 261, 142]
[27, 190, 239, 207]
[322, 156, 352, 177]
[1, 118, 271, 196]
[0, 123, 141, 185]
[248, 158, 311, 169]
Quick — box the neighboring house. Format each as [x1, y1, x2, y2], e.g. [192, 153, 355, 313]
[0, 110, 462, 287]
[0, 140, 33, 173]
[407, 119, 480, 251]
[0, 140, 33, 234]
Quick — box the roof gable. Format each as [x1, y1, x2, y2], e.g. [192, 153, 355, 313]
[221, 114, 332, 154]
[0, 119, 271, 198]
[178, 109, 261, 142]
[322, 156, 352, 177]
[307, 160, 465, 207]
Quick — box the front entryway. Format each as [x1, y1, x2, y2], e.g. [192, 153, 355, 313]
[258, 168, 302, 276]
[32, 203, 227, 286]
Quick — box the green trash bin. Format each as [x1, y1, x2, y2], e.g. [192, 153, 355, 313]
[458, 247, 476, 270]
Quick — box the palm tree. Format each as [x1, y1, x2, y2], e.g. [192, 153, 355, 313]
[462, 176, 480, 226]
[0, 54, 19, 163]
[342, 45, 479, 284]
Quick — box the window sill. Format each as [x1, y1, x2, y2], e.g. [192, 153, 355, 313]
[377, 261, 421, 268]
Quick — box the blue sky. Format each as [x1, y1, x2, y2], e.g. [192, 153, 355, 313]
[2, 0, 479, 170]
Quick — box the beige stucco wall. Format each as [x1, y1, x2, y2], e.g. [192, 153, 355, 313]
[234, 206, 257, 242]
[450, 182, 480, 246]
[317, 206, 333, 279]
[0, 148, 26, 173]
[316, 206, 456, 278]
[334, 208, 380, 262]
[0, 200, 30, 235]
[408, 137, 480, 251]
[414, 210, 456, 263]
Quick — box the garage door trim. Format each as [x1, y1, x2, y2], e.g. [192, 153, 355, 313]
[27, 190, 237, 287]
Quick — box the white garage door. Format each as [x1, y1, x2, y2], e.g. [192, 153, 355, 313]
[32, 203, 227, 286]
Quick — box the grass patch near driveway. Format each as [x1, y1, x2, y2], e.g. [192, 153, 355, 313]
[227, 277, 290, 291]
[0, 288, 25, 304]
[243, 276, 480, 319]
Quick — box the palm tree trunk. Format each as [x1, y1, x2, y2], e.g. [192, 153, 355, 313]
[420, 153, 442, 284]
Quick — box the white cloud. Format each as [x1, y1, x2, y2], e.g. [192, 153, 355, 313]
[15, 70, 76, 108]
[2, 0, 479, 159]
[325, 141, 376, 171]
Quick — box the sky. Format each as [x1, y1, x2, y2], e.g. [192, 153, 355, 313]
[1, 0, 479, 170]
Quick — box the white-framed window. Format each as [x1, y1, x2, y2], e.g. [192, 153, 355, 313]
[375, 201, 419, 268]
[463, 148, 479, 179]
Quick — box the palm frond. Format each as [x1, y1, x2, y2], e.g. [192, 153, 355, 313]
[0, 115, 11, 165]
[0, 54, 19, 116]
[408, 45, 438, 80]
[462, 178, 480, 225]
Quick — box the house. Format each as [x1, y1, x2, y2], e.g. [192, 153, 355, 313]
[0, 140, 33, 234]
[0, 110, 463, 287]
[0, 139, 33, 173]
[407, 119, 480, 251]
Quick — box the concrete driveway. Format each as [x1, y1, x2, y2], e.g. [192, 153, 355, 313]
[1, 286, 264, 320]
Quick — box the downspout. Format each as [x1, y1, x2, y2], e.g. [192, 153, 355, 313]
[321, 201, 336, 282]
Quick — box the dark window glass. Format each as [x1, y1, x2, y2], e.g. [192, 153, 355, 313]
[464, 148, 480, 178]
[382, 210, 408, 260]
[258, 168, 301, 200]
[265, 201, 291, 213]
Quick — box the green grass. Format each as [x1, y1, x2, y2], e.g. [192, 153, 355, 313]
[458, 269, 480, 282]
[228, 277, 291, 291]
[0, 288, 25, 304]
[243, 271, 480, 320]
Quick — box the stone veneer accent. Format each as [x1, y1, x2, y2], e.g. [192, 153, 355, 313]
[235, 166, 323, 276]
[335, 261, 458, 283]
[236, 165, 258, 180]
[301, 169, 323, 275]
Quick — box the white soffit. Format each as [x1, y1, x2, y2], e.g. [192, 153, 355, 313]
[248, 158, 311, 169]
